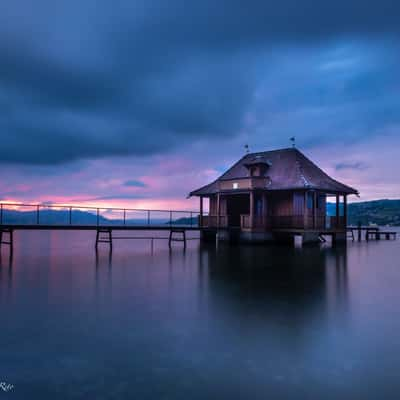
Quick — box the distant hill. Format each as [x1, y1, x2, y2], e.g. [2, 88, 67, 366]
[328, 199, 400, 226]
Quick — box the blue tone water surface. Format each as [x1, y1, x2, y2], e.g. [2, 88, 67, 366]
[1, 230, 400, 399]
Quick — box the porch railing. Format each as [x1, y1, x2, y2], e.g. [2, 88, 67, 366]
[201, 215, 229, 228]
[240, 215, 270, 229]
[241, 215, 344, 230]
[326, 216, 346, 230]
[201, 214, 346, 230]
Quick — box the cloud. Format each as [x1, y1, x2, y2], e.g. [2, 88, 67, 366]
[123, 180, 147, 188]
[0, 0, 399, 165]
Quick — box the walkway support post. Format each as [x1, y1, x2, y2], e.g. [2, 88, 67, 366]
[216, 193, 220, 228]
[335, 194, 340, 229]
[249, 191, 254, 229]
[313, 191, 317, 229]
[0, 228, 14, 254]
[95, 228, 113, 251]
[199, 196, 203, 228]
[169, 229, 186, 249]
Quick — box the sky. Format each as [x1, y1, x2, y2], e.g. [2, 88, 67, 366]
[0, 0, 399, 210]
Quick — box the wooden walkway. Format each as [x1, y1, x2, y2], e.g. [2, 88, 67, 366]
[0, 224, 201, 253]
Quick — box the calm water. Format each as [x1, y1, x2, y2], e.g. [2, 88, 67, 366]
[1, 229, 400, 399]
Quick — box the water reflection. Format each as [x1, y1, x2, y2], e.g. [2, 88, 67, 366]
[3, 230, 400, 399]
[0, 249, 13, 290]
[198, 243, 348, 330]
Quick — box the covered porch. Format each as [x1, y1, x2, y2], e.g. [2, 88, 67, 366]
[199, 190, 348, 232]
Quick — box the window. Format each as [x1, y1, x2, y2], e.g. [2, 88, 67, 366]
[233, 182, 239, 189]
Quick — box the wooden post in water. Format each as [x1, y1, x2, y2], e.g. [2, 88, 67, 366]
[313, 191, 317, 229]
[216, 193, 220, 228]
[249, 191, 254, 229]
[199, 196, 203, 228]
[357, 221, 362, 242]
[335, 194, 340, 229]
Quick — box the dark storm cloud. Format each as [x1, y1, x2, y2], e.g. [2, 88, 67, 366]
[0, 0, 399, 164]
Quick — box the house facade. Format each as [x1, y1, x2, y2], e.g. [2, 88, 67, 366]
[189, 148, 358, 243]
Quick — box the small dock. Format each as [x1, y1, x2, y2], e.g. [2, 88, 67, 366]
[347, 225, 397, 242]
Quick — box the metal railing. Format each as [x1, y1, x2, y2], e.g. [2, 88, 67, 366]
[0, 202, 203, 228]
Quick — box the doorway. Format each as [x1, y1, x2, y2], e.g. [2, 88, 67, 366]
[226, 194, 250, 227]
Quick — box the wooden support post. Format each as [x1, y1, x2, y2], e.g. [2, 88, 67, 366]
[9, 229, 13, 254]
[199, 196, 203, 228]
[262, 192, 267, 227]
[169, 229, 186, 249]
[249, 191, 254, 229]
[343, 195, 347, 229]
[335, 194, 340, 229]
[313, 191, 317, 229]
[95, 228, 112, 251]
[0, 228, 14, 254]
[216, 193, 220, 228]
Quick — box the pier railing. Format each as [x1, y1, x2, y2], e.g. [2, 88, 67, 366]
[0, 203, 203, 228]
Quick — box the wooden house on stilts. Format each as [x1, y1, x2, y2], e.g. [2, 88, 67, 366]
[189, 148, 358, 244]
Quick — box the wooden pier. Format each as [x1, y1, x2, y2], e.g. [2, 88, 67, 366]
[0, 202, 397, 254]
[0, 202, 202, 252]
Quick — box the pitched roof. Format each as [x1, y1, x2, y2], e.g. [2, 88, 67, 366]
[189, 148, 358, 196]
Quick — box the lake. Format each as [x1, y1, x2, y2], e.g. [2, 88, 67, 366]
[1, 229, 400, 399]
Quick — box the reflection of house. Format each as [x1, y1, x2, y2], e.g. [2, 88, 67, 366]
[189, 148, 358, 243]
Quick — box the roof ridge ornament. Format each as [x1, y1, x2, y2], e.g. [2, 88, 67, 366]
[290, 137, 296, 148]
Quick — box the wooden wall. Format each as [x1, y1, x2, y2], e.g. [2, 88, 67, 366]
[209, 195, 227, 215]
[268, 192, 294, 216]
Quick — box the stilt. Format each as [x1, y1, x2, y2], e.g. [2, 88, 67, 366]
[0, 228, 14, 254]
[95, 228, 113, 251]
[169, 229, 186, 249]
[347, 228, 355, 241]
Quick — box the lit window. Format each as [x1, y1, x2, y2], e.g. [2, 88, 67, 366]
[233, 182, 239, 189]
